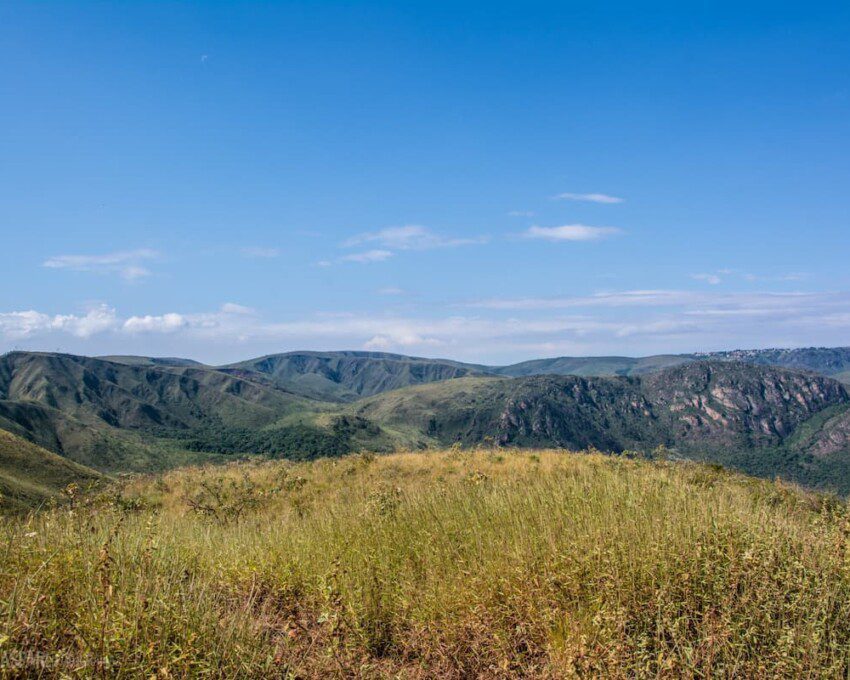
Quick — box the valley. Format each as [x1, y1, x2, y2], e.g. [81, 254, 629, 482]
[4, 346, 850, 508]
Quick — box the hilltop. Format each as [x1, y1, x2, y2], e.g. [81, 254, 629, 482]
[221, 350, 490, 402]
[4, 449, 850, 676]
[90, 345, 850, 392]
[494, 346, 850, 382]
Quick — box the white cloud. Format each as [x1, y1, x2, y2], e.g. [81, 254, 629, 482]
[123, 303, 253, 334]
[0, 305, 119, 339]
[463, 289, 839, 311]
[54, 306, 120, 337]
[692, 273, 722, 285]
[0, 311, 52, 339]
[745, 271, 810, 283]
[343, 225, 487, 251]
[5, 290, 850, 362]
[364, 334, 443, 350]
[340, 249, 393, 264]
[554, 192, 624, 204]
[43, 249, 160, 281]
[377, 287, 405, 296]
[508, 210, 536, 217]
[120, 266, 152, 281]
[240, 247, 280, 259]
[524, 224, 622, 241]
[465, 291, 680, 311]
[692, 270, 809, 286]
[123, 313, 186, 334]
[220, 302, 256, 315]
[322, 226, 490, 266]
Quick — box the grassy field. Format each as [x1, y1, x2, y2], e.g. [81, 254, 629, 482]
[4, 449, 850, 677]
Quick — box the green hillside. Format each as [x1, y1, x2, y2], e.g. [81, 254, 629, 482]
[0, 429, 102, 511]
[495, 347, 850, 382]
[4, 350, 850, 492]
[221, 350, 491, 401]
[356, 362, 850, 492]
[84, 345, 850, 396]
[0, 351, 311, 430]
[0, 352, 324, 471]
[96, 355, 207, 368]
[493, 353, 694, 377]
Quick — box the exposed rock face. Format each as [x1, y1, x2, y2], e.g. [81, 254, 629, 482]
[641, 362, 848, 448]
[493, 375, 656, 450]
[365, 361, 850, 456]
[805, 409, 850, 458]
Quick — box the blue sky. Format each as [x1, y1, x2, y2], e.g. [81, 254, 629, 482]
[2, 1, 850, 364]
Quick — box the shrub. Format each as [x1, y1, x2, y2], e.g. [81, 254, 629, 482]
[182, 472, 268, 524]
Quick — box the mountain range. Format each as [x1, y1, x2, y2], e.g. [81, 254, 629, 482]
[105, 346, 850, 396]
[4, 345, 850, 507]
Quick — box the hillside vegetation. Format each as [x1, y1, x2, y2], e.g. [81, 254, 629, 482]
[221, 350, 489, 402]
[699, 346, 850, 381]
[355, 362, 850, 492]
[493, 353, 694, 378]
[494, 346, 850, 382]
[0, 429, 101, 512]
[0, 351, 321, 471]
[219, 346, 850, 387]
[4, 449, 850, 677]
[6, 351, 850, 494]
[105, 346, 850, 398]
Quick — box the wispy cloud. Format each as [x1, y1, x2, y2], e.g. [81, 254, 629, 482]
[328, 225, 488, 266]
[524, 224, 622, 241]
[377, 287, 405, 296]
[5, 290, 850, 360]
[554, 192, 624, 204]
[691, 269, 810, 286]
[692, 273, 722, 285]
[240, 247, 280, 259]
[343, 225, 487, 251]
[220, 302, 256, 315]
[340, 249, 393, 264]
[43, 249, 160, 281]
[464, 290, 689, 310]
[462, 289, 832, 311]
[508, 210, 536, 217]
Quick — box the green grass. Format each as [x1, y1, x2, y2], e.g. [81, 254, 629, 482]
[4, 449, 850, 677]
[0, 430, 102, 512]
[835, 369, 850, 385]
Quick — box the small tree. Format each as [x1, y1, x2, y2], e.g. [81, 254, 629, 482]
[183, 473, 264, 524]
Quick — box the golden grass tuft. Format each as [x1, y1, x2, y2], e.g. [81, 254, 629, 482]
[3, 449, 850, 677]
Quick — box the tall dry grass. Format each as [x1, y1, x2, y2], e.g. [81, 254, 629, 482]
[3, 449, 850, 677]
